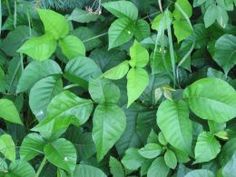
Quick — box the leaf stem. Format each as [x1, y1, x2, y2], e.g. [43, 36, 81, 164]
[35, 156, 47, 177]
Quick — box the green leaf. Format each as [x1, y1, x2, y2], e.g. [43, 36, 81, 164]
[73, 164, 107, 177]
[17, 60, 62, 93]
[59, 35, 86, 59]
[204, 4, 218, 28]
[6, 160, 36, 177]
[152, 11, 172, 30]
[164, 149, 177, 169]
[44, 138, 77, 174]
[173, 20, 192, 43]
[109, 156, 125, 177]
[121, 148, 145, 170]
[20, 133, 45, 161]
[194, 131, 221, 163]
[102, 1, 138, 20]
[18, 33, 57, 61]
[89, 78, 120, 104]
[127, 68, 149, 107]
[133, 19, 151, 41]
[64, 57, 102, 87]
[0, 134, 15, 162]
[147, 157, 170, 177]
[173, 0, 192, 20]
[29, 76, 63, 120]
[156, 100, 192, 153]
[38, 9, 69, 39]
[103, 61, 129, 80]
[108, 18, 134, 49]
[184, 169, 214, 177]
[183, 78, 236, 123]
[138, 143, 162, 159]
[216, 6, 229, 28]
[93, 104, 126, 161]
[222, 153, 236, 177]
[213, 34, 236, 75]
[0, 99, 22, 125]
[193, 0, 207, 7]
[69, 8, 99, 23]
[129, 40, 149, 68]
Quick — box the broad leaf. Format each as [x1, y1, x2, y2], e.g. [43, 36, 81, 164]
[44, 138, 77, 173]
[156, 100, 192, 153]
[204, 4, 218, 28]
[59, 35, 86, 59]
[17, 60, 62, 93]
[127, 68, 149, 107]
[138, 143, 162, 159]
[103, 1, 138, 20]
[0, 99, 22, 125]
[38, 9, 69, 39]
[109, 156, 125, 177]
[18, 33, 57, 61]
[194, 131, 221, 163]
[103, 61, 129, 80]
[184, 169, 214, 177]
[173, 0, 192, 20]
[73, 164, 107, 177]
[0, 134, 15, 162]
[108, 18, 134, 49]
[164, 149, 177, 169]
[69, 8, 99, 23]
[6, 160, 36, 177]
[92, 104, 126, 161]
[222, 153, 236, 177]
[183, 78, 236, 123]
[147, 157, 170, 177]
[133, 19, 150, 41]
[173, 20, 192, 43]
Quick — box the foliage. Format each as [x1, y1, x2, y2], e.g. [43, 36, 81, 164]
[0, 0, 236, 177]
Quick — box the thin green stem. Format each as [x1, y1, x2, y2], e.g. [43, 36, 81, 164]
[175, 2, 193, 30]
[64, 84, 78, 90]
[82, 32, 107, 43]
[35, 156, 47, 177]
[5, 0, 12, 16]
[14, 0, 17, 28]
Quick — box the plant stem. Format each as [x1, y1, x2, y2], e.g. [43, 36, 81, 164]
[35, 156, 47, 177]
[158, 0, 163, 12]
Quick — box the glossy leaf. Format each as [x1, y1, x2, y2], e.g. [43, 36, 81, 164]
[6, 160, 36, 177]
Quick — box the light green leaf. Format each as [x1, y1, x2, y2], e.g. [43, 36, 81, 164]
[0, 99, 22, 125]
[213, 34, 236, 75]
[216, 6, 229, 28]
[129, 40, 149, 68]
[29, 76, 63, 120]
[183, 78, 236, 123]
[18, 33, 57, 61]
[44, 138, 77, 174]
[17, 60, 62, 93]
[204, 4, 218, 28]
[164, 149, 177, 169]
[152, 11, 172, 30]
[0, 134, 15, 162]
[59, 35, 85, 59]
[108, 18, 134, 49]
[38, 9, 69, 39]
[5, 160, 36, 177]
[109, 156, 125, 177]
[92, 104, 126, 161]
[193, 0, 207, 7]
[121, 148, 145, 170]
[147, 157, 170, 177]
[127, 68, 149, 107]
[73, 164, 107, 177]
[103, 61, 129, 80]
[69, 8, 99, 23]
[102, 1, 138, 20]
[173, 0, 192, 20]
[89, 78, 120, 104]
[184, 169, 214, 177]
[194, 131, 221, 163]
[133, 19, 150, 41]
[173, 20, 192, 43]
[156, 100, 192, 153]
[20, 133, 45, 161]
[138, 143, 162, 159]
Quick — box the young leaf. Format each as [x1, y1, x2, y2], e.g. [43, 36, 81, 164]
[183, 78, 236, 123]
[108, 18, 134, 49]
[173, 20, 192, 43]
[138, 143, 162, 159]
[103, 61, 129, 80]
[89, 78, 120, 104]
[127, 68, 149, 107]
[147, 157, 170, 177]
[156, 100, 192, 154]
[0, 134, 16, 162]
[129, 40, 149, 68]
[164, 149, 177, 169]
[18, 33, 57, 61]
[184, 169, 214, 177]
[0, 99, 22, 125]
[44, 138, 77, 174]
[7, 160, 36, 177]
[73, 164, 107, 177]
[102, 1, 138, 20]
[109, 156, 125, 177]
[194, 131, 221, 163]
[38, 9, 69, 39]
[59, 35, 86, 59]
[204, 4, 218, 28]
[17, 60, 62, 93]
[92, 104, 126, 161]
